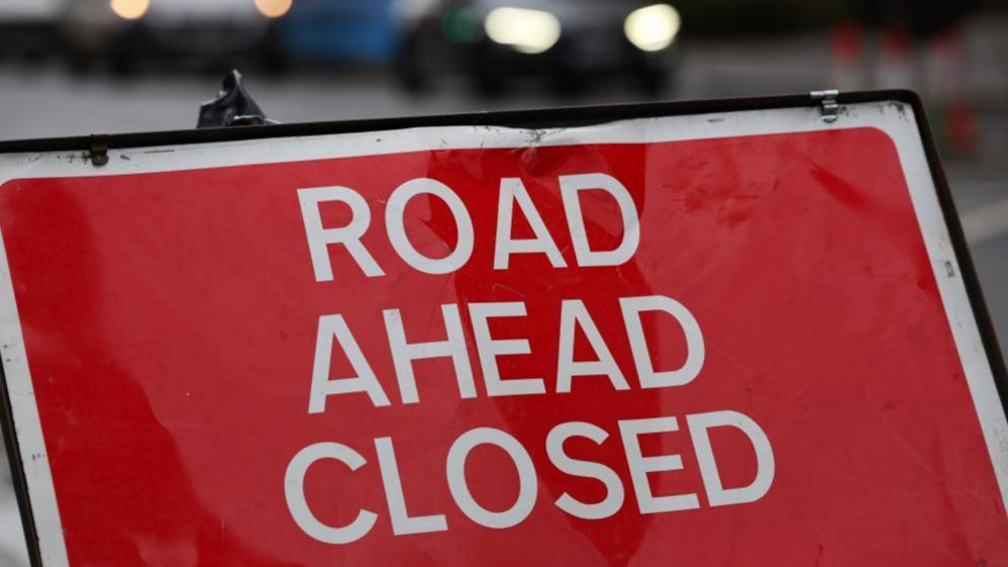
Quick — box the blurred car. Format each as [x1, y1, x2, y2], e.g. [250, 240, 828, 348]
[276, 0, 398, 66]
[0, 0, 63, 59]
[392, 0, 682, 94]
[60, 0, 291, 72]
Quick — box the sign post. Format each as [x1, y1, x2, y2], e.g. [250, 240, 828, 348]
[1, 92, 1006, 566]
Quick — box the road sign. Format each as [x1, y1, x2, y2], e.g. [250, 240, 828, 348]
[1, 92, 1006, 566]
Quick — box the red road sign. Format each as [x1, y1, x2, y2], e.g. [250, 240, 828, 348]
[1, 93, 1006, 566]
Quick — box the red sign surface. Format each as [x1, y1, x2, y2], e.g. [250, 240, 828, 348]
[1, 110, 1007, 566]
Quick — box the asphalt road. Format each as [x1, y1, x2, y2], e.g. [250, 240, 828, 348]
[0, 54, 1005, 564]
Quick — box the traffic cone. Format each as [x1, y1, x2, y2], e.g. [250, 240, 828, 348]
[831, 23, 866, 90]
[875, 26, 913, 90]
[928, 30, 977, 154]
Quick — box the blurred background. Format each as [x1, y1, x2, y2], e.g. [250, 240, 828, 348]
[1, 0, 1007, 563]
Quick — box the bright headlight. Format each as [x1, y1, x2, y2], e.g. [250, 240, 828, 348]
[625, 4, 681, 52]
[109, 0, 150, 20]
[485, 7, 561, 54]
[255, 0, 293, 19]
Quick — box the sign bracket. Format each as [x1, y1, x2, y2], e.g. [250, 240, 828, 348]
[810, 90, 841, 123]
[197, 70, 277, 129]
[88, 133, 109, 167]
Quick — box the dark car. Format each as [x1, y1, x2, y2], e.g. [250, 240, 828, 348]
[275, 0, 399, 67]
[393, 0, 682, 95]
[61, 0, 289, 73]
[0, 0, 62, 60]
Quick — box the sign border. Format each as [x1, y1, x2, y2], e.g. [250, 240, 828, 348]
[0, 90, 1005, 567]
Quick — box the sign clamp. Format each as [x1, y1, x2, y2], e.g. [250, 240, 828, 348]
[197, 70, 276, 129]
[88, 134, 109, 167]
[810, 90, 841, 123]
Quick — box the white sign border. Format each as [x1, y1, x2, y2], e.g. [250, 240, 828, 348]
[0, 99, 1005, 567]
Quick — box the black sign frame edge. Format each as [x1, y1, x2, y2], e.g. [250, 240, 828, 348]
[0, 89, 1004, 567]
[0, 348, 39, 567]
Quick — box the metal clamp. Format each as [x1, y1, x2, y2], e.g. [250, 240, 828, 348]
[197, 70, 277, 129]
[88, 133, 109, 167]
[810, 90, 840, 123]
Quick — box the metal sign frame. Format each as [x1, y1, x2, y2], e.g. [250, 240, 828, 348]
[0, 90, 1004, 567]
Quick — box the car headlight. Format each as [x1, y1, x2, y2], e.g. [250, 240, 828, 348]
[255, 0, 293, 19]
[625, 4, 681, 52]
[110, 0, 150, 20]
[485, 7, 561, 54]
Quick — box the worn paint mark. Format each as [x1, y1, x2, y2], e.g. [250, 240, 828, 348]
[492, 282, 526, 298]
[810, 163, 869, 210]
[944, 261, 955, 278]
[16, 154, 43, 167]
[887, 101, 909, 121]
[62, 152, 91, 165]
[528, 129, 549, 146]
